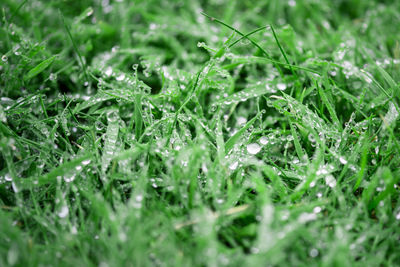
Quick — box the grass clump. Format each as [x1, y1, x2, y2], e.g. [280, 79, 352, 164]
[1, 0, 400, 266]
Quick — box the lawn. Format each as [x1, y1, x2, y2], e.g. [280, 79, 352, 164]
[1, 0, 400, 266]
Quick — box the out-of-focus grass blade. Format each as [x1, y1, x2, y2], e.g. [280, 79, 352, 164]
[317, 78, 342, 130]
[263, 165, 287, 199]
[73, 90, 114, 113]
[362, 166, 398, 211]
[24, 55, 57, 81]
[375, 65, 398, 96]
[17, 154, 92, 189]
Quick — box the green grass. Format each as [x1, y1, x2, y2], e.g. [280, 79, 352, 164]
[1, 0, 400, 266]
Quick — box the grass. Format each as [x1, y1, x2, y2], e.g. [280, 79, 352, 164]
[1, 0, 400, 266]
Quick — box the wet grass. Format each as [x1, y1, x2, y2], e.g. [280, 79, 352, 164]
[1, 0, 400, 266]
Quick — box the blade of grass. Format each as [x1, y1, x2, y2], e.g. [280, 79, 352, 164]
[24, 55, 57, 81]
[225, 111, 262, 153]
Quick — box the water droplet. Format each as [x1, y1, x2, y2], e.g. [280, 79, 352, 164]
[316, 165, 328, 176]
[313, 206, 322, 213]
[240, 38, 250, 45]
[237, 116, 247, 126]
[339, 156, 347, 164]
[277, 83, 287, 91]
[309, 248, 319, 257]
[5, 173, 12, 182]
[1, 55, 8, 62]
[82, 159, 91, 165]
[64, 172, 76, 183]
[104, 67, 113, 77]
[116, 73, 125, 81]
[280, 210, 290, 221]
[259, 136, 268, 145]
[325, 174, 336, 188]
[216, 198, 224, 204]
[135, 194, 143, 202]
[58, 205, 69, 218]
[95, 121, 104, 131]
[49, 73, 57, 81]
[229, 161, 238, 170]
[201, 162, 208, 173]
[247, 143, 261, 155]
[107, 110, 119, 122]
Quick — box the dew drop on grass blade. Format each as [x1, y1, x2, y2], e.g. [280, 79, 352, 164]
[101, 110, 120, 174]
